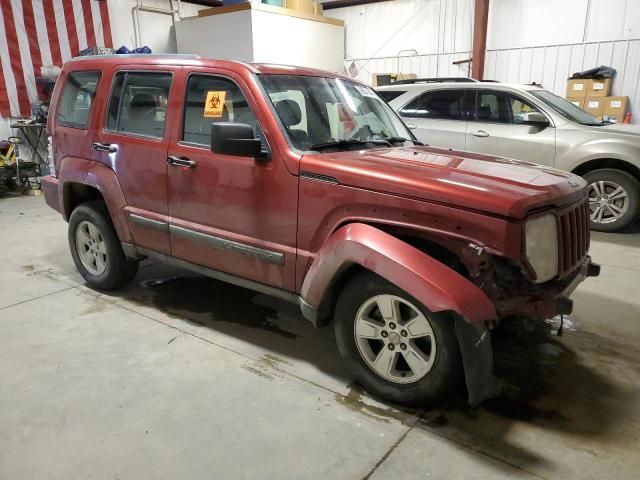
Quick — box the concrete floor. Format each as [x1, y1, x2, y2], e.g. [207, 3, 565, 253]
[1, 195, 639, 480]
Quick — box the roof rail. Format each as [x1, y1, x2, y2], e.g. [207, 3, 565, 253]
[392, 77, 479, 85]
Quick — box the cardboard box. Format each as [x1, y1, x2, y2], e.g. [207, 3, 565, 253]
[603, 96, 629, 123]
[566, 79, 589, 99]
[285, 0, 315, 14]
[567, 97, 584, 109]
[372, 72, 416, 87]
[587, 78, 611, 97]
[584, 97, 604, 119]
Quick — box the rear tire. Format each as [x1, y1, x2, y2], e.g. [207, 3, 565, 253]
[584, 169, 639, 232]
[334, 271, 462, 407]
[68, 201, 139, 290]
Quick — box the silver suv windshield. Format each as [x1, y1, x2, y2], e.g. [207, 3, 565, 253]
[530, 89, 605, 126]
[259, 75, 417, 151]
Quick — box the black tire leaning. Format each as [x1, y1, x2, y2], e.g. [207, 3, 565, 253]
[584, 169, 640, 232]
[68, 200, 139, 290]
[333, 271, 462, 407]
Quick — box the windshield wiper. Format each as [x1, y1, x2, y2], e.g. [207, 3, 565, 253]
[385, 136, 423, 145]
[309, 138, 392, 151]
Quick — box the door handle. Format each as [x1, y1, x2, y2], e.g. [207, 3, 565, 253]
[92, 142, 117, 153]
[469, 130, 490, 138]
[167, 156, 196, 168]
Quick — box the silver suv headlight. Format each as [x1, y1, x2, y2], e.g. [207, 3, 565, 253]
[525, 214, 558, 283]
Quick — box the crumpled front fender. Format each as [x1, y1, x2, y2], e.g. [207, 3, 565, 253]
[300, 223, 497, 324]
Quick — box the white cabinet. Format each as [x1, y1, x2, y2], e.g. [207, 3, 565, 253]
[175, 3, 345, 73]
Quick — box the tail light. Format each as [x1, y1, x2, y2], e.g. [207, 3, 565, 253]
[47, 135, 56, 177]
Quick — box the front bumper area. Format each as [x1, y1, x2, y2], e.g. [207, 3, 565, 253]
[495, 256, 600, 320]
[41, 175, 61, 214]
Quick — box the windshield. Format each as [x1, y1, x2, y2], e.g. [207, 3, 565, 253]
[530, 89, 604, 126]
[259, 75, 416, 151]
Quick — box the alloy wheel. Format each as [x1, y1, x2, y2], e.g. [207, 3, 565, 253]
[354, 294, 436, 384]
[588, 180, 629, 224]
[75, 220, 107, 275]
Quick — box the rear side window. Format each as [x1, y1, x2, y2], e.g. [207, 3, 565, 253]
[107, 72, 172, 138]
[378, 90, 406, 103]
[400, 90, 467, 120]
[182, 74, 258, 146]
[56, 71, 101, 129]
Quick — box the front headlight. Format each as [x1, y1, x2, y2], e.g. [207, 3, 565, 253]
[525, 214, 558, 283]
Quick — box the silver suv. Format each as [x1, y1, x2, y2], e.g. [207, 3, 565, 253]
[378, 79, 640, 232]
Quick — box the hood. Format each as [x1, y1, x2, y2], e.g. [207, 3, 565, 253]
[300, 146, 587, 219]
[599, 123, 640, 136]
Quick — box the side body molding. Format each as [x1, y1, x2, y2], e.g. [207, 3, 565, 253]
[57, 157, 133, 243]
[300, 223, 497, 325]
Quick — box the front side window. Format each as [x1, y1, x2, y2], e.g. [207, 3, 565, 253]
[260, 75, 414, 151]
[56, 71, 101, 129]
[182, 75, 258, 146]
[530, 89, 603, 126]
[107, 72, 172, 138]
[400, 90, 467, 120]
[474, 91, 542, 124]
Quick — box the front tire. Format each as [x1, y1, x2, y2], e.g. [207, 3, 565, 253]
[584, 169, 639, 232]
[334, 271, 462, 407]
[68, 201, 139, 290]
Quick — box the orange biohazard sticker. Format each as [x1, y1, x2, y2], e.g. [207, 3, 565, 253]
[204, 91, 227, 118]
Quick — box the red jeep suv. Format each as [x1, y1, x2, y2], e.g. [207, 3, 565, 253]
[41, 55, 599, 406]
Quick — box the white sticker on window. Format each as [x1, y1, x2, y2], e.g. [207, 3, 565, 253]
[593, 82, 604, 90]
[610, 100, 622, 108]
[588, 101, 600, 108]
[572, 83, 584, 91]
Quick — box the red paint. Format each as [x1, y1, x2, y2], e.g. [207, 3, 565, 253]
[43, 0, 62, 67]
[43, 55, 596, 325]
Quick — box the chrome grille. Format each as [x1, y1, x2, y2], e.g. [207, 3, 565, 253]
[558, 199, 590, 276]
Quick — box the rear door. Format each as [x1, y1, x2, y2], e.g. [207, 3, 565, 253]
[466, 89, 556, 165]
[397, 89, 469, 150]
[91, 66, 178, 254]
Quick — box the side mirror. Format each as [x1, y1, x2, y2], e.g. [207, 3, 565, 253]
[522, 111, 549, 127]
[210, 122, 264, 158]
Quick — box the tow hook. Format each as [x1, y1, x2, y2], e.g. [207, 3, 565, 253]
[587, 261, 601, 277]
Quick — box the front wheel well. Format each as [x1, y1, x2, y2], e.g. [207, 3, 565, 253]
[63, 183, 105, 219]
[572, 158, 640, 183]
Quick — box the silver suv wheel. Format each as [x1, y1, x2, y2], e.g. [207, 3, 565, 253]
[75, 220, 107, 275]
[354, 294, 436, 384]
[588, 180, 629, 224]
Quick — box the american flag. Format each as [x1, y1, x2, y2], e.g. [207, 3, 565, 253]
[0, 0, 113, 118]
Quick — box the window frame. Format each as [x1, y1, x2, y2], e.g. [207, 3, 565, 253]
[469, 88, 551, 126]
[179, 72, 269, 155]
[56, 70, 102, 130]
[398, 88, 472, 121]
[103, 69, 174, 141]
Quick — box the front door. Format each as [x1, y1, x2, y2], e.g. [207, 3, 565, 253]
[91, 66, 178, 254]
[166, 70, 298, 292]
[465, 90, 556, 166]
[398, 89, 469, 150]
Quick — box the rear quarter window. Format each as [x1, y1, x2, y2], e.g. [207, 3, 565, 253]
[56, 71, 101, 129]
[377, 90, 407, 103]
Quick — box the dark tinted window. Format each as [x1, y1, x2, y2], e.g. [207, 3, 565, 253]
[107, 72, 172, 138]
[56, 71, 100, 129]
[378, 90, 406, 103]
[400, 90, 467, 120]
[182, 75, 258, 146]
[475, 91, 541, 124]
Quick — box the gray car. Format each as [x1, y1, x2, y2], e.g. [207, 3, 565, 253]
[378, 80, 640, 232]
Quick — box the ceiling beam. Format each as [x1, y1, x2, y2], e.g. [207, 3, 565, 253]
[322, 0, 390, 10]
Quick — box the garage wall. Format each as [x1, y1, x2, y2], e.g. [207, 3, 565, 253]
[332, 0, 640, 123]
